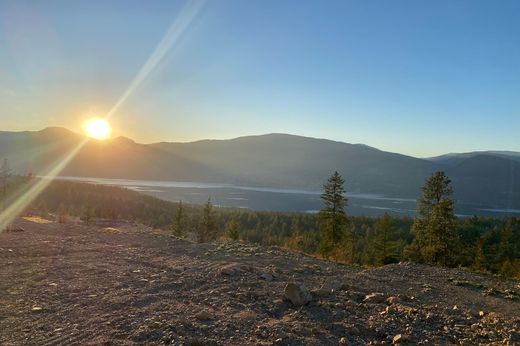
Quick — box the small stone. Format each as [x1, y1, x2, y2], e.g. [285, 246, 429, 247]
[364, 292, 385, 304]
[220, 263, 243, 276]
[508, 331, 520, 346]
[392, 334, 403, 344]
[479, 310, 485, 318]
[260, 273, 273, 281]
[386, 296, 399, 305]
[284, 282, 312, 306]
[220, 267, 235, 275]
[194, 310, 213, 321]
[339, 336, 348, 345]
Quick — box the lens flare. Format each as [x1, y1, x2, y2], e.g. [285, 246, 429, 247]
[0, 0, 205, 232]
[84, 118, 111, 140]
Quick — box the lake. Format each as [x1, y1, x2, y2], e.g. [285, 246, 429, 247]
[52, 176, 520, 217]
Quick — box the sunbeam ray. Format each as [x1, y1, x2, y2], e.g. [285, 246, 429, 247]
[105, 0, 205, 120]
[0, 138, 87, 231]
[0, 0, 205, 231]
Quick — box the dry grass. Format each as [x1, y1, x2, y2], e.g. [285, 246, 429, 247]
[22, 216, 53, 224]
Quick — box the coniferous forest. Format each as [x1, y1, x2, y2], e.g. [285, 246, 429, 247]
[3, 173, 520, 280]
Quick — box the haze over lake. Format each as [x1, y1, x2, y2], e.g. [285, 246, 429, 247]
[51, 176, 520, 217]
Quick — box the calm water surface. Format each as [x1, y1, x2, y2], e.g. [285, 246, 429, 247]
[52, 176, 520, 217]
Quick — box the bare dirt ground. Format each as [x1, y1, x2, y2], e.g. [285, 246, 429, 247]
[1, 218, 519, 345]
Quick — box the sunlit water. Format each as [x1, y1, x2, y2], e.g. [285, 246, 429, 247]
[48, 176, 520, 217]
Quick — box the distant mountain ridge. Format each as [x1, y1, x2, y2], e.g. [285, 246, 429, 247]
[0, 127, 519, 209]
[427, 151, 520, 165]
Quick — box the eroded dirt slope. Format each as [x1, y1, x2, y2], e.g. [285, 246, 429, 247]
[0, 219, 519, 345]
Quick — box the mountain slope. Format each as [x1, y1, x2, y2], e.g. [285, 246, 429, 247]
[428, 151, 520, 166]
[1, 128, 520, 208]
[151, 133, 438, 196]
[446, 154, 520, 208]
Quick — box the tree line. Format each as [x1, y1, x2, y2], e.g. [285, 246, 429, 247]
[2, 168, 519, 279]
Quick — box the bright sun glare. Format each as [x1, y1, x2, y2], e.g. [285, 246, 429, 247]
[84, 118, 111, 140]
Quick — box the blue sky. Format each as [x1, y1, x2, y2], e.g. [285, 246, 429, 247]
[0, 0, 519, 157]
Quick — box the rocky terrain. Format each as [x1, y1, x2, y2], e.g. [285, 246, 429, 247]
[1, 218, 519, 345]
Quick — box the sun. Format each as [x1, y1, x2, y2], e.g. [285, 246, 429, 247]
[83, 118, 111, 140]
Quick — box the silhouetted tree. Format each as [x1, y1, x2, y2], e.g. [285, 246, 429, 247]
[319, 171, 348, 259]
[406, 171, 457, 266]
[172, 201, 187, 238]
[198, 197, 216, 243]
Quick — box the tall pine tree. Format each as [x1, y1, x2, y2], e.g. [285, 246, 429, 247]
[319, 171, 348, 259]
[372, 213, 401, 265]
[406, 171, 457, 266]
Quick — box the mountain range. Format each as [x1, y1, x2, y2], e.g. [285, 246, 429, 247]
[1, 127, 519, 209]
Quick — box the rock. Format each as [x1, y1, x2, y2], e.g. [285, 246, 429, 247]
[386, 296, 399, 305]
[349, 326, 360, 335]
[255, 327, 268, 339]
[311, 288, 331, 298]
[194, 310, 213, 321]
[507, 331, 520, 346]
[220, 263, 243, 276]
[393, 334, 407, 344]
[364, 292, 385, 304]
[284, 282, 312, 306]
[260, 273, 273, 281]
[347, 291, 366, 302]
[319, 277, 343, 293]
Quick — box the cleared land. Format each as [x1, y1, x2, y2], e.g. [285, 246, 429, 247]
[0, 218, 519, 345]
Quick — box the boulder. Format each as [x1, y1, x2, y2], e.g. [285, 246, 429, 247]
[284, 282, 312, 306]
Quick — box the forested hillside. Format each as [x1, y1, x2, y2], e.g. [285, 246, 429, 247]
[12, 179, 519, 279]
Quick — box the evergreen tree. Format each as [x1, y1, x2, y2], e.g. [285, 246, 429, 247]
[319, 171, 348, 259]
[0, 159, 12, 211]
[372, 213, 400, 265]
[171, 201, 187, 238]
[81, 205, 96, 225]
[56, 203, 70, 224]
[225, 219, 240, 241]
[406, 171, 457, 266]
[198, 197, 216, 243]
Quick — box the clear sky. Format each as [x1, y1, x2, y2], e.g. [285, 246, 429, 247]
[0, 0, 519, 157]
